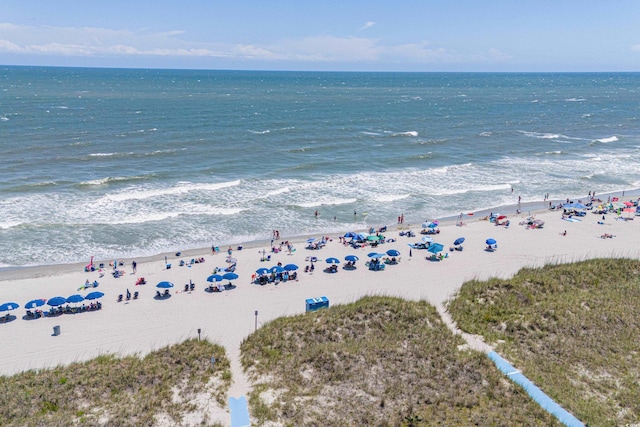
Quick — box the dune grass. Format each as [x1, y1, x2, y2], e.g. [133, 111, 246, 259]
[447, 258, 640, 427]
[240, 296, 558, 426]
[0, 339, 231, 426]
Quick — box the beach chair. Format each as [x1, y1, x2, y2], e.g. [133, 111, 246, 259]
[133, 291, 139, 299]
[190, 282, 195, 291]
[117, 294, 123, 302]
[184, 283, 189, 292]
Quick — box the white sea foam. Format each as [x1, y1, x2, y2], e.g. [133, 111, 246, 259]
[565, 98, 586, 102]
[297, 198, 358, 208]
[372, 194, 410, 202]
[97, 180, 241, 203]
[249, 130, 270, 134]
[0, 220, 23, 229]
[392, 131, 419, 137]
[596, 136, 618, 143]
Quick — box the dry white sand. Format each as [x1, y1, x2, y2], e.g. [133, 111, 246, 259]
[1, 206, 638, 404]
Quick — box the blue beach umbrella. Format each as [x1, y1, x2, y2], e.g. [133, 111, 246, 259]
[486, 238, 497, 246]
[368, 253, 385, 259]
[66, 294, 85, 304]
[270, 265, 284, 273]
[222, 272, 239, 281]
[325, 257, 341, 264]
[306, 238, 317, 243]
[0, 302, 19, 312]
[454, 237, 465, 246]
[345, 255, 359, 262]
[156, 281, 174, 289]
[47, 296, 67, 307]
[85, 291, 105, 300]
[255, 268, 269, 276]
[207, 274, 224, 282]
[386, 249, 400, 257]
[344, 231, 357, 238]
[25, 299, 45, 309]
[427, 243, 444, 254]
[283, 264, 298, 271]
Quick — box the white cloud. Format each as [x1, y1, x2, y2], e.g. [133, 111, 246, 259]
[0, 21, 510, 67]
[360, 21, 376, 31]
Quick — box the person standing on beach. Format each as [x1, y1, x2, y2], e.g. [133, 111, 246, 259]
[132, 260, 137, 274]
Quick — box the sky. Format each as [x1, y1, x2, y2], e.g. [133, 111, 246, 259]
[1, 0, 640, 72]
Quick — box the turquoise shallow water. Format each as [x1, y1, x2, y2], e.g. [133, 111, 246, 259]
[1, 67, 639, 266]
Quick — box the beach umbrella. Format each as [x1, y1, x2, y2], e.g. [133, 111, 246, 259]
[454, 237, 465, 246]
[25, 299, 45, 309]
[367, 235, 381, 242]
[207, 274, 224, 282]
[306, 238, 317, 243]
[283, 264, 298, 271]
[85, 291, 105, 300]
[428, 222, 439, 228]
[255, 268, 269, 276]
[270, 265, 284, 273]
[222, 272, 239, 281]
[344, 231, 357, 238]
[66, 294, 85, 304]
[156, 281, 174, 289]
[47, 296, 67, 307]
[386, 249, 400, 257]
[427, 243, 444, 254]
[0, 302, 19, 312]
[486, 238, 497, 246]
[345, 255, 359, 262]
[421, 236, 434, 244]
[368, 253, 385, 259]
[325, 257, 341, 264]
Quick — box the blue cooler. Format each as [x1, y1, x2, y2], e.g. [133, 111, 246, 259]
[305, 296, 329, 312]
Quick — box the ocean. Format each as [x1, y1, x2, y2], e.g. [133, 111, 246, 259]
[1, 66, 639, 267]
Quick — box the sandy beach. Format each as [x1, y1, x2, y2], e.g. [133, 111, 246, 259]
[1, 199, 639, 403]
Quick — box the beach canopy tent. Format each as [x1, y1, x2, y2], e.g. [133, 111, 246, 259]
[386, 249, 400, 257]
[66, 294, 84, 304]
[25, 299, 45, 309]
[222, 272, 239, 281]
[454, 237, 465, 246]
[486, 238, 497, 245]
[427, 243, 444, 254]
[254, 268, 269, 276]
[421, 236, 434, 244]
[283, 264, 298, 271]
[47, 296, 67, 307]
[345, 255, 359, 262]
[325, 257, 341, 264]
[85, 291, 104, 300]
[0, 302, 19, 312]
[156, 281, 174, 289]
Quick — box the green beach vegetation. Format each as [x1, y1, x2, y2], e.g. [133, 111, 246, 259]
[240, 296, 558, 426]
[448, 258, 640, 426]
[0, 339, 230, 426]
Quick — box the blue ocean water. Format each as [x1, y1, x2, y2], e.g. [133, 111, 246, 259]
[1, 66, 639, 267]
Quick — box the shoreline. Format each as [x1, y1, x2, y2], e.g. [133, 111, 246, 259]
[2, 187, 638, 282]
